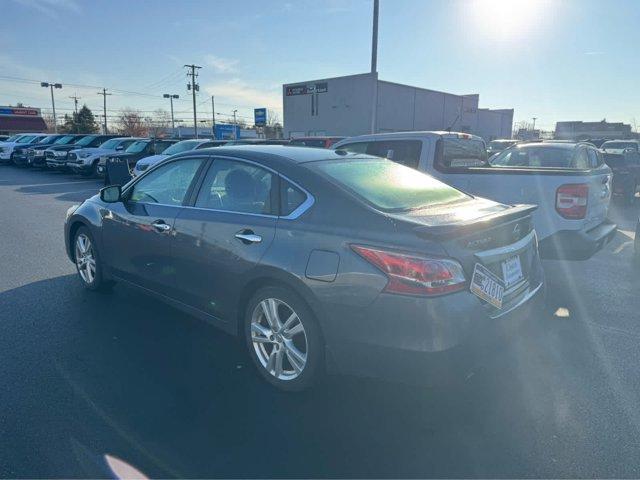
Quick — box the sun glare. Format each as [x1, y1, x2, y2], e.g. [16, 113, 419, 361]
[470, 0, 542, 40]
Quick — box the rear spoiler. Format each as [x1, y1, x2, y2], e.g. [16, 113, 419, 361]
[413, 204, 538, 240]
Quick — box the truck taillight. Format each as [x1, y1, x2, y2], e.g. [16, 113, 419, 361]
[556, 183, 588, 219]
[351, 245, 466, 296]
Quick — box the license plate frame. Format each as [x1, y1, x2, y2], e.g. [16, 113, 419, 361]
[501, 255, 523, 288]
[470, 263, 505, 309]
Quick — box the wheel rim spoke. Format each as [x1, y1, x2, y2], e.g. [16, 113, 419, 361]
[251, 297, 308, 381]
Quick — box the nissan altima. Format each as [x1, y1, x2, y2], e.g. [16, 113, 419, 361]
[64, 146, 544, 391]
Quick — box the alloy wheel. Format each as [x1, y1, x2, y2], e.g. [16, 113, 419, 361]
[75, 233, 96, 284]
[250, 298, 308, 381]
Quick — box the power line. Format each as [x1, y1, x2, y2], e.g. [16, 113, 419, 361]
[97, 88, 112, 133]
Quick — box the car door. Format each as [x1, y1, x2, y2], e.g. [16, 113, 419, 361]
[171, 157, 278, 322]
[101, 157, 206, 297]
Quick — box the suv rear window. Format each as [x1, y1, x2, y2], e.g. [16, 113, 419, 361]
[337, 140, 422, 169]
[315, 158, 467, 212]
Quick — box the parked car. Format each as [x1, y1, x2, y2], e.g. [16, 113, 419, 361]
[288, 136, 345, 148]
[67, 137, 138, 176]
[602, 150, 640, 203]
[600, 140, 640, 153]
[96, 138, 179, 179]
[14, 134, 67, 167]
[224, 139, 290, 146]
[132, 139, 226, 176]
[0, 135, 9, 142]
[334, 133, 616, 260]
[486, 139, 519, 157]
[0, 134, 49, 163]
[31, 134, 85, 167]
[64, 145, 544, 391]
[45, 134, 120, 170]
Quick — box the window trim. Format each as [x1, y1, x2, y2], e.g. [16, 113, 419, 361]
[184, 154, 315, 220]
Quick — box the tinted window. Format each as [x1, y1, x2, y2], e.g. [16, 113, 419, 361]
[491, 145, 577, 168]
[281, 180, 306, 216]
[601, 141, 638, 151]
[337, 142, 368, 154]
[126, 140, 150, 153]
[16, 135, 36, 143]
[315, 158, 468, 211]
[54, 135, 76, 145]
[162, 140, 201, 155]
[75, 136, 98, 147]
[437, 138, 487, 168]
[129, 158, 201, 205]
[99, 138, 123, 150]
[195, 159, 275, 214]
[337, 140, 422, 169]
[154, 141, 176, 154]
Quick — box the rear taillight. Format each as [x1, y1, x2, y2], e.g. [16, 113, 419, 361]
[351, 245, 466, 296]
[556, 183, 588, 219]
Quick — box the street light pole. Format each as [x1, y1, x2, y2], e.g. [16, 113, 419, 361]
[532, 117, 537, 131]
[232, 109, 238, 139]
[370, 0, 379, 134]
[41, 82, 62, 133]
[163, 94, 179, 133]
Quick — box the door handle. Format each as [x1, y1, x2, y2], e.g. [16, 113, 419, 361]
[151, 220, 171, 233]
[235, 230, 262, 244]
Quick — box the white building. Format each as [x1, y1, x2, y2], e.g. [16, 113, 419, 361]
[283, 73, 513, 141]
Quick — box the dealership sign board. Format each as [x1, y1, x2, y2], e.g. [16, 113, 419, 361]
[0, 107, 40, 116]
[254, 108, 267, 126]
[285, 82, 328, 96]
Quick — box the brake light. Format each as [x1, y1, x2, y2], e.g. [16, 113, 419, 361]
[351, 245, 466, 296]
[556, 183, 588, 219]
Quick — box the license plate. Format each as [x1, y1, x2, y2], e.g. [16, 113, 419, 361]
[501, 255, 523, 287]
[470, 263, 504, 309]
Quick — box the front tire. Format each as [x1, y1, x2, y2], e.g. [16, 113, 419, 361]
[244, 286, 323, 391]
[73, 226, 113, 291]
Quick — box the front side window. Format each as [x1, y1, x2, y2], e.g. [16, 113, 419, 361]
[125, 140, 150, 153]
[129, 158, 201, 206]
[54, 135, 76, 145]
[74, 136, 98, 147]
[16, 135, 36, 143]
[314, 158, 468, 212]
[195, 159, 275, 215]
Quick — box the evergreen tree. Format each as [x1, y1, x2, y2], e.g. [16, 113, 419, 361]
[60, 105, 99, 133]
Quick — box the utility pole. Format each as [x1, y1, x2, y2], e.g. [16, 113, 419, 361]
[97, 88, 111, 134]
[41, 82, 62, 133]
[184, 64, 202, 138]
[211, 95, 216, 138]
[163, 94, 179, 133]
[232, 109, 238, 139]
[69, 94, 81, 114]
[532, 117, 537, 131]
[370, 0, 379, 134]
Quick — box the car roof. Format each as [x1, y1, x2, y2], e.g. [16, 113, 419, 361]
[176, 144, 371, 165]
[334, 130, 484, 143]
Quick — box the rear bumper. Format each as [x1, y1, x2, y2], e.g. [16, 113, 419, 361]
[324, 255, 545, 384]
[539, 220, 617, 260]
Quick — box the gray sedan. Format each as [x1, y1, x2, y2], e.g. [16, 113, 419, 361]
[64, 146, 544, 391]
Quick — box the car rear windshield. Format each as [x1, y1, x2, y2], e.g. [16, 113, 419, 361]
[602, 141, 638, 151]
[436, 137, 487, 168]
[314, 158, 468, 212]
[490, 145, 578, 168]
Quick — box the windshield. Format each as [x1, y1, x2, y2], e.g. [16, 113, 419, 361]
[16, 135, 36, 143]
[37, 136, 60, 145]
[161, 140, 201, 155]
[601, 141, 638, 151]
[488, 140, 516, 150]
[54, 135, 77, 145]
[5, 135, 21, 142]
[315, 158, 468, 211]
[490, 145, 577, 168]
[73, 135, 98, 147]
[98, 138, 121, 149]
[125, 140, 150, 153]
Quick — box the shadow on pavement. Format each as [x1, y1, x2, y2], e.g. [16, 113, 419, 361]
[2, 273, 640, 478]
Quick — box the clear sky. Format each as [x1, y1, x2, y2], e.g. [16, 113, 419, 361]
[1, 0, 639, 130]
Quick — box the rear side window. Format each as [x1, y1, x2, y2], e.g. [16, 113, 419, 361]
[280, 180, 306, 216]
[435, 138, 487, 169]
[337, 140, 422, 169]
[587, 148, 602, 168]
[315, 158, 467, 212]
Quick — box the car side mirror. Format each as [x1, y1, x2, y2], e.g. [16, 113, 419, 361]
[100, 185, 122, 203]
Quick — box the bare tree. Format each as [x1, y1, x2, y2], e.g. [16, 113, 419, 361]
[116, 108, 147, 136]
[144, 109, 171, 138]
[41, 111, 57, 133]
[264, 109, 283, 139]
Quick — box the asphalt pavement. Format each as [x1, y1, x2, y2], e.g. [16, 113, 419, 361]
[1, 164, 639, 478]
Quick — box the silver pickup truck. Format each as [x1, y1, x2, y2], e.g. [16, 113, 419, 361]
[334, 132, 617, 260]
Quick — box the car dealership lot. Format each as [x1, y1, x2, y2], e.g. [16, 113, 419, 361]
[1, 165, 640, 477]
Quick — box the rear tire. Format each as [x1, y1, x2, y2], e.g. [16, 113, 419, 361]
[73, 226, 114, 292]
[244, 286, 323, 391]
